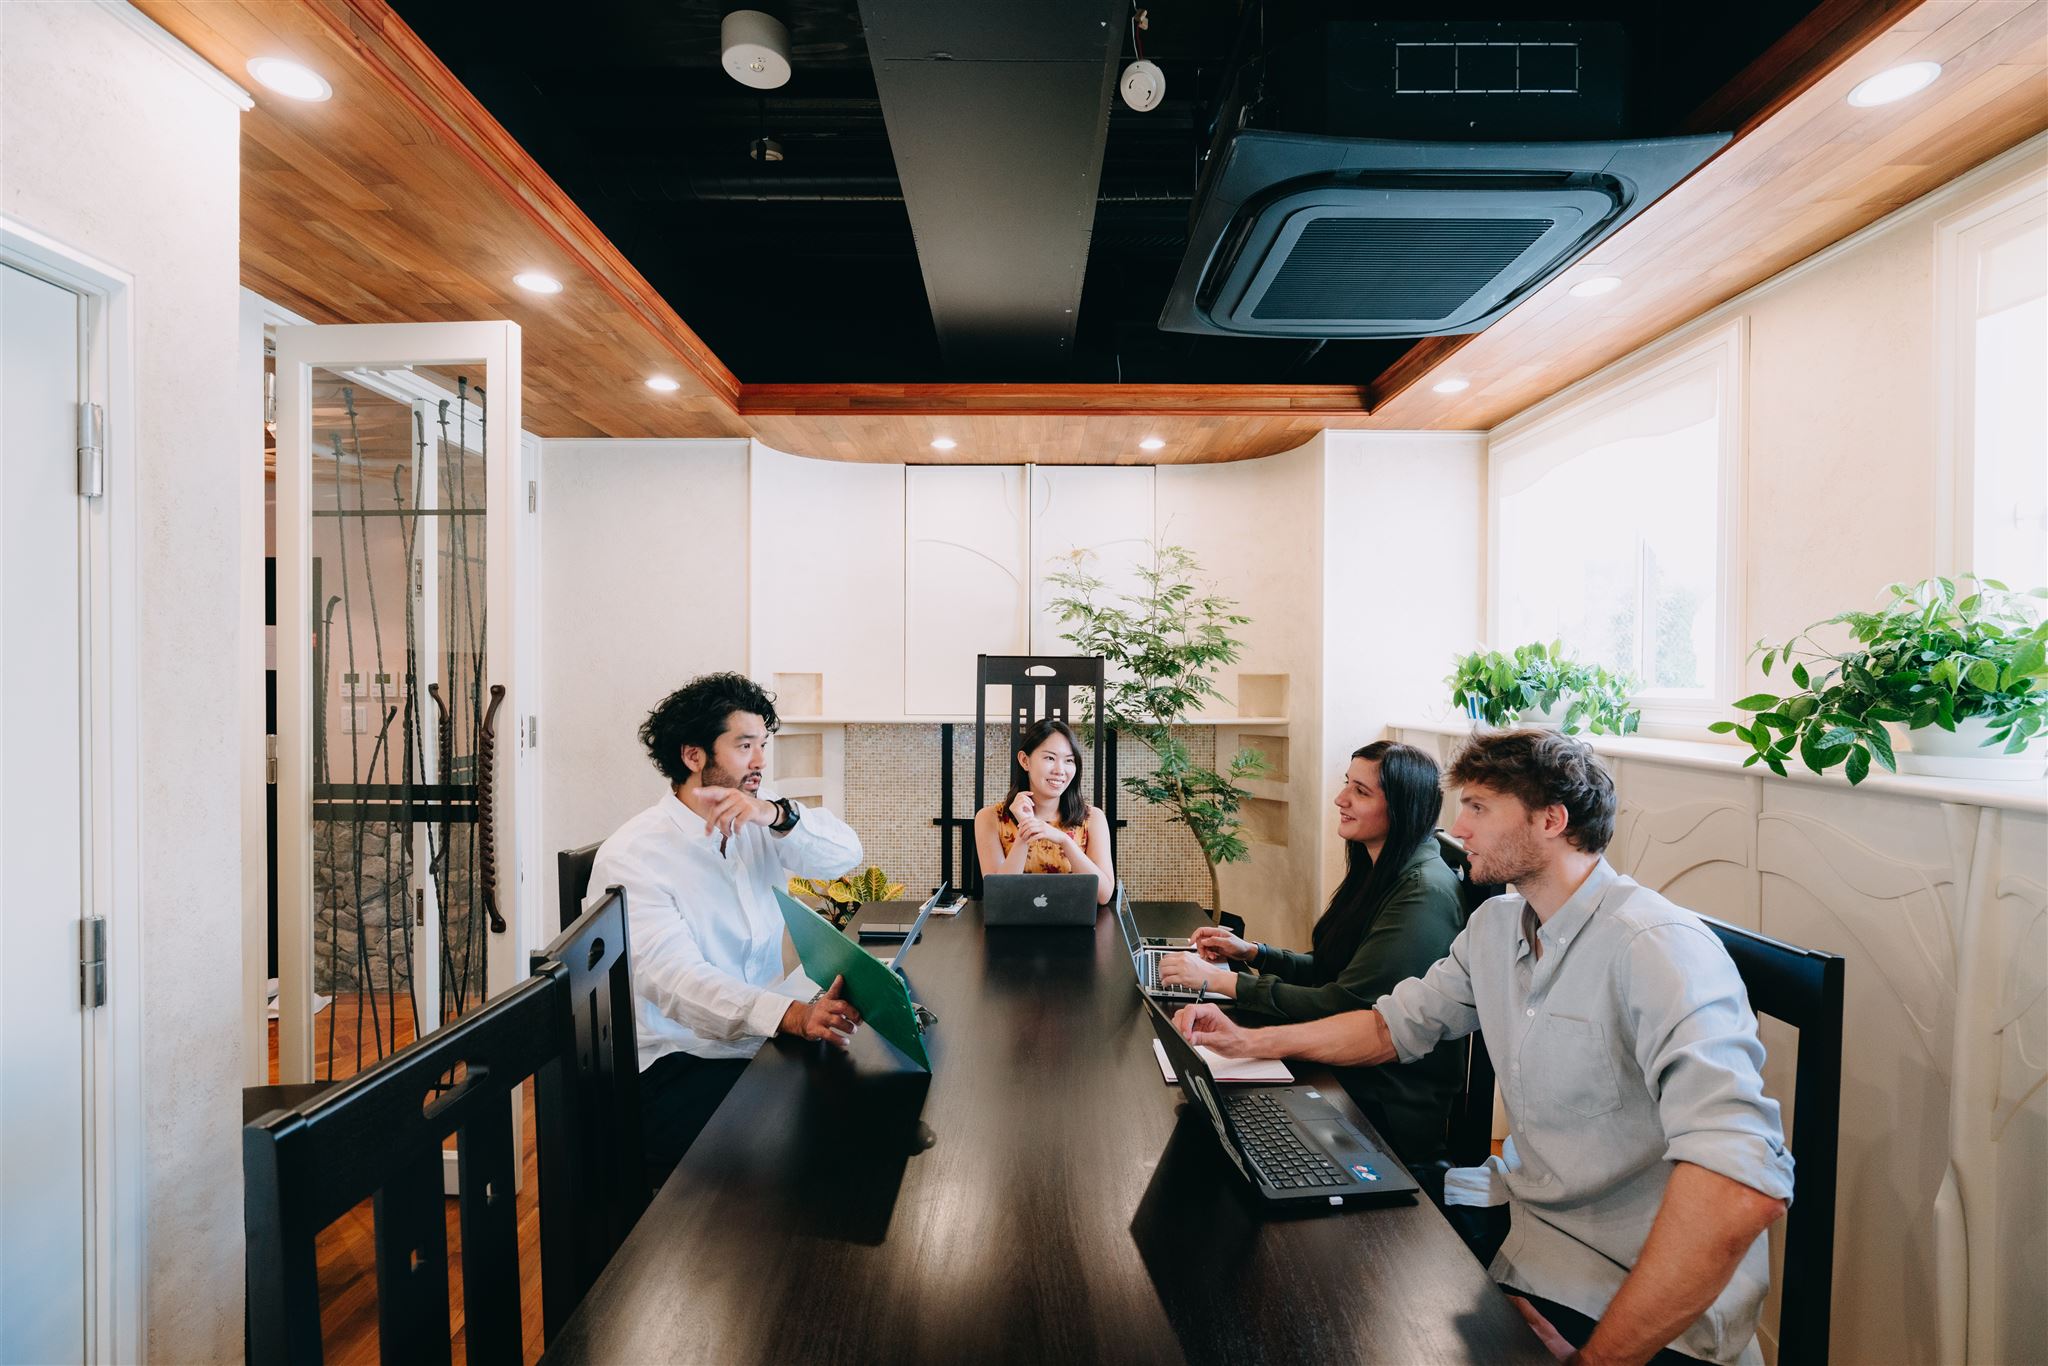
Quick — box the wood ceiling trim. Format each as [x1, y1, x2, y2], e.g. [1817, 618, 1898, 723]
[302, 0, 741, 409]
[739, 383, 1374, 418]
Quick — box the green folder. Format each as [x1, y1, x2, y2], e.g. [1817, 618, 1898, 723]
[775, 888, 931, 1071]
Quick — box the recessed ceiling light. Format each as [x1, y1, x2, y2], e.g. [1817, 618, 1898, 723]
[930, 437, 957, 451]
[1847, 61, 1941, 108]
[1140, 436, 1165, 451]
[1432, 378, 1470, 395]
[645, 376, 681, 393]
[513, 272, 563, 295]
[246, 57, 332, 102]
[1569, 275, 1622, 298]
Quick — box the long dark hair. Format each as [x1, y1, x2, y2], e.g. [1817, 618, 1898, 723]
[1000, 717, 1090, 829]
[1309, 741, 1444, 980]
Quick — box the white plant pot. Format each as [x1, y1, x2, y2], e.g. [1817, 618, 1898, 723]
[1889, 714, 2046, 779]
[1516, 701, 1566, 730]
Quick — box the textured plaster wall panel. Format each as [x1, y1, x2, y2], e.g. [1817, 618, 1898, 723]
[904, 466, 1028, 715]
[1, 3, 245, 1356]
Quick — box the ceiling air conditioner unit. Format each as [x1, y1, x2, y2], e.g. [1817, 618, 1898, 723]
[1158, 21, 1729, 339]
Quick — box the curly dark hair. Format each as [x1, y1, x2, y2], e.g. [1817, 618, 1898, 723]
[1447, 729, 1616, 854]
[638, 672, 780, 785]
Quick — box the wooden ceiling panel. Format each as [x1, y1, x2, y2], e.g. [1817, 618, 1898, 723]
[137, 0, 2046, 460]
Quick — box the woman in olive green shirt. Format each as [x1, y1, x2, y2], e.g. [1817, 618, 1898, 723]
[1157, 740, 1467, 1167]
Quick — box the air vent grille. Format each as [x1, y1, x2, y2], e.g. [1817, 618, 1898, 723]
[1251, 216, 1553, 322]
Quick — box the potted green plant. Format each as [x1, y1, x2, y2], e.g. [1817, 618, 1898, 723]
[1446, 641, 1642, 736]
[1046, 544, 1269, 916]
[789, 866, 907, 931]
[1721, 575, 2047, 783]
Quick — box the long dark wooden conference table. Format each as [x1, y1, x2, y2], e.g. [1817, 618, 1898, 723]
[541, 900, 1552, 1365]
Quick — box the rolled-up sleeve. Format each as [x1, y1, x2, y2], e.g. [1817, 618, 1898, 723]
[1374, 926, 1482, 1064]
[1622, 924, 1796, 1203]
[604, 848, 801, 1044]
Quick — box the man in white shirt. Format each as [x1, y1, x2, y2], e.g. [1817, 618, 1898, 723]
[588, 672, 866, 1187]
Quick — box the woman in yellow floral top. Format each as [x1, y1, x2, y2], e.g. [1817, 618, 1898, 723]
[972, 717, 1116, 906]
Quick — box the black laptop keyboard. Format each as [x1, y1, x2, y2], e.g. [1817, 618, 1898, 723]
[1223, 1092, 1347, 1190]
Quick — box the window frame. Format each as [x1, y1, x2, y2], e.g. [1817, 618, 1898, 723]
[1934, 171, 2048, 581]
[1486, 318, 1748, 733]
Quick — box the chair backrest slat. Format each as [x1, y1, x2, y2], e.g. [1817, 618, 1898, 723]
[244, 970, 565, 1366]
[1699, 914, 1845, 1366]
[530, 885, 647, 1340]
[557, 841, 602, 934]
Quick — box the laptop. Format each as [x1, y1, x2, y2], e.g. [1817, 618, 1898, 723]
[884, 883, 947, 973]
[982, 872, 1099, 926]
[1114, 884, 1229, 1003]
[1142, 995, 1418, 1207]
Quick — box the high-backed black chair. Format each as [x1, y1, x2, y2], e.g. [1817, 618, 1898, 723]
[1433, 831, 1506, 1167]
[529, 886, 647, 1340]
[557, 841, 602, 933]
[935, 654, 1113, 898]
[1698, 915, 1844, 1366]
[244, 969, 567, 1365]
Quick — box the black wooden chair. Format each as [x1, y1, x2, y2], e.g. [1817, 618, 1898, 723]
[557, 841, 602, 934]
[1698, 915, 1845, 1366]
[529, 885, 648, 1340]
[1433, 831, 1506, 1167]
[936, 653, 1113, 899]
[243, 969, 567, 1365]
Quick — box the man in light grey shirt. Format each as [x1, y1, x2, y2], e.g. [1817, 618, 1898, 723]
[1176, 730, 1793, 1366]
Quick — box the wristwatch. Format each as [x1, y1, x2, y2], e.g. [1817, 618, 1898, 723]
[769, 796, 802, 834]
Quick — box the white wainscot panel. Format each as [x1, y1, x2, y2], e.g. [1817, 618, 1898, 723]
[1030, 466, 1155, 654]
[1757, 782, 1964, 1366]
[905, 467, 1027, 715]
[1946, 809, 2046, 1366]
[749, 447, 905, 717]
[1609, 760, 1760, 931]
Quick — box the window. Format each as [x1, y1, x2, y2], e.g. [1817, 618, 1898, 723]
[1488, 322, 1743, 726]
[1941, 178, 2048, 592]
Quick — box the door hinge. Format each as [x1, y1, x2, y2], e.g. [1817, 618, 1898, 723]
[527, 480, 537, 513]
[77, 402, 105, 499]
[414, 557, 424, 595]
[526, 714, 538, 749]
[80, 916, 108, 1008]
[416, 889, 426, 927]
[266, 733, 279, 784]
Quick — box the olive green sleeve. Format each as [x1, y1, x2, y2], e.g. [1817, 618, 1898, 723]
[1232, 866, 1464, 1024]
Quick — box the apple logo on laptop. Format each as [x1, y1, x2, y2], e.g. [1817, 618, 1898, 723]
[1032, 894, 1048, 908]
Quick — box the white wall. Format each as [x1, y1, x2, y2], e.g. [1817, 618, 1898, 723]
[1157, 441, 1325, 944]
[539, 439, 750, 914]
[1, 3, 245, 1358]
[1319, 432, 1487, 899]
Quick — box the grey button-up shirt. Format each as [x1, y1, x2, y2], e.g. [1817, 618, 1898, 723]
[1375, 859, 1794, 1366]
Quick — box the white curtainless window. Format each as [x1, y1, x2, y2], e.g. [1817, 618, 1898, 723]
[1487, 322, 1744, 728]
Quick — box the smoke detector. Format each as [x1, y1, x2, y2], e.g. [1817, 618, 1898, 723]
[1120, 59, 1164, 112]
[721, 10, 791, 90]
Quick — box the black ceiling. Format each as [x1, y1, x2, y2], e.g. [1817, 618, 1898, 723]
[389, 0, 1828, 386]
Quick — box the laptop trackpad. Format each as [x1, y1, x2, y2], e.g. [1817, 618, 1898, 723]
[1307, 1122, 1365, 1157]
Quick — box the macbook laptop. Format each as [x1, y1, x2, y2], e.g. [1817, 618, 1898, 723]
[1142, 994, 1418, 1207]
[1114, 884, 1229, 1003]
[982, 872, 1099, 926]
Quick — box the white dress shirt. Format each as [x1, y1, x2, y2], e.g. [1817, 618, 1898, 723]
[586, 786, 864, 1067]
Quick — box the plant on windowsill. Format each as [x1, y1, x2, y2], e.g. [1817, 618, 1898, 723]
[1721, 575, 2048, 783]
[789, 866, 906, 931]
[1046, 544, 1269, 917]
[1446, 642, 1643, 736]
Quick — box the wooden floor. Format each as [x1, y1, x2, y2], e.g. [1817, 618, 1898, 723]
[268, 992, 546, 1365]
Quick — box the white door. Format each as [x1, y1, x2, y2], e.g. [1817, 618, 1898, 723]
[272, 323, 528, 1084]
[0, 264, 92, 1364]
